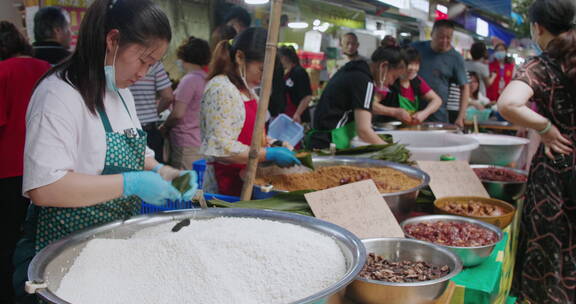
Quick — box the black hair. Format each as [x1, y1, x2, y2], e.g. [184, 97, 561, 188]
[371, 46, 405, 68]
[208, 27, 266, 94]
[470, 41, 487, 60]
[224, 6, 251, 28]
[177, 36, 210, 66]
[432, 19, 455, 32]
[468, 71, 480, 99]
[530, 0, 576, 85]
[0, 21, 32, 60]
[342, 32, 358, 41]
[401, 46, 420, 64]
[278, 46, 300, 66]
[37, 0, 171, 115]
[210, 24, 237, 51]
[33, 6, 68, 42]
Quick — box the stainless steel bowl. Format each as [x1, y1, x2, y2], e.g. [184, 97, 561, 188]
[347, 238, 462, 304]
[470, 165, 528, 203]
[373, 121, 403, 131]
[27, 208, 366, 304]
[398, 122, 460, 133]
[254, 156, 430, 223]
[400, 215, 503, 267]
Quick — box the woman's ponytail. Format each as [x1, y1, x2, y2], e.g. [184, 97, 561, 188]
[207, 28, 266, 94]
[207, 40, 234, 81]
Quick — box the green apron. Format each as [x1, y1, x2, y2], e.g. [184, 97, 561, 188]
[305, 121, 356, 150]
[13, 92, 146, 302]
[398, 94, 420, 114]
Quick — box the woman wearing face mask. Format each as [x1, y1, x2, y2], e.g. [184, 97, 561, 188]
[497, 0, 576, 302]
[12, 0, 198, 301]
[160, 36, 210, 170]
[200, 27, 300, 196]
[308, 46, 405, 149]
[373, 47, 442, 125]
[487, 43, 515, 102]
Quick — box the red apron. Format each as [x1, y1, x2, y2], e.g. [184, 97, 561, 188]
[213, 98, 258, 196]
[284, 73, 298, 118]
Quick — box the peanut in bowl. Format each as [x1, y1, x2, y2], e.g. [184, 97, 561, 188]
[434, 196, 516, 229]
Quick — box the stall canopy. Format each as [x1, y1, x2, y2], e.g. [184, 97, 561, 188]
[299, 0, 366, 29]
[458, 0, 512, 19]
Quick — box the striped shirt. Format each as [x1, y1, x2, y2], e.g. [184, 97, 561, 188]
[128, 62, 172, 124]
[446, 73, 472, 111]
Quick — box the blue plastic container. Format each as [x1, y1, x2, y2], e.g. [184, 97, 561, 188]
[192, 159, 206, 189]
[140, 193, 240, 214]
[466, 108, 492, 122]
[268, 113, 304, 147]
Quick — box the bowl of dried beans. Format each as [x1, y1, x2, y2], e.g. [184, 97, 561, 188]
[434, 196, 516, 229]
[347, 238, 462, 304]
[400, 215, 503, 267]
[471, 165, 528, 203]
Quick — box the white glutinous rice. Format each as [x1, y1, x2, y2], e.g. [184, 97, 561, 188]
[56, 217, 347, 304]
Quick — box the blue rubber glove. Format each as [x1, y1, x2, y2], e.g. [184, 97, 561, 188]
[179, 170, 199, 201]
[122, 171, 181, 206]
[265, 147, 302, 167]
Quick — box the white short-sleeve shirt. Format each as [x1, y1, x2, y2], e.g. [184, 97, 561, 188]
[23, 74, 154, 196]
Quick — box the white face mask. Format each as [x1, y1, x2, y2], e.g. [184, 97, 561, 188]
[530, 23, 543, 55]
[176, 59, 186, 73]
[104, 45, 119, 91]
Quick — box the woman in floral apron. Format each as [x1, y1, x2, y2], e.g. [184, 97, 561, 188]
[200, 28, 300, 196]
[498, 0, 576, 302]
[12, 0, 197, 302]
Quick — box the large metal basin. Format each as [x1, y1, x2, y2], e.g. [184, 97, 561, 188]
[470, 164, 528, 203]
[26, 208, 366, 304]
[254, 156, 430, 222]
[401, 215, 503, 267]
[347, 238, 462, 304]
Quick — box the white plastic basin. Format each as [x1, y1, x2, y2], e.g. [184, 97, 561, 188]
[465, 134, 529, 166]
[351, 131, 479, 162]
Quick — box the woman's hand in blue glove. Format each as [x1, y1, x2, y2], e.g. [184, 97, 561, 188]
[178, 170, 199, 201]
[122, 171, 181, 206]
[265, 147, 301, 167]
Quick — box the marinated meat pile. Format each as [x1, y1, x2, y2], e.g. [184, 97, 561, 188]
[359, 253, 450, 283]
[404, 221, 499, 247]
[255, 166, 421, 193]
[441, 200, 506, 217]
[473, 168, 527, 182]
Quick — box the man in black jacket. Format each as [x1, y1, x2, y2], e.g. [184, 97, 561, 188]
[309, 47, 406, 149]
[32, 6, 71, 65]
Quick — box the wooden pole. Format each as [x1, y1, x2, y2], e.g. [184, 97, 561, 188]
[240, 0, 284, 201]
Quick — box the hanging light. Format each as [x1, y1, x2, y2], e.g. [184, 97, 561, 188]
[244, 0, 269, 4]
[288, 21, 309, 29]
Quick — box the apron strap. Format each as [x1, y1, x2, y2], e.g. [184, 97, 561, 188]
[98, 90, 134, 133]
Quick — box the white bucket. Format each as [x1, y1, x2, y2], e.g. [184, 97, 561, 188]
[465, 134, 529, 166]
[351, 131, 479, 162]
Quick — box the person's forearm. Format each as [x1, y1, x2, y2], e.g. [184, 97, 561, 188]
[215, 149, 267, 165]
[157, 96, 173, 113]
[294, 95, 313, 117]
[28, 172, 123, 208]
[372, 102, 399, 117]
[357, 127, 386, 145]
[458, 85, 470, 118]
[488, 73, 497, 86]
[162, 113, 180, 129]
[144, 156, 159, 171]
[499, 104, 549, 131]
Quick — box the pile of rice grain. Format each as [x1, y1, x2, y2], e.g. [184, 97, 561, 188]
[56, 217, 347, 304]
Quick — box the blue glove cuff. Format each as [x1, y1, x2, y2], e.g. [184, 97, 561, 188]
[152, 164, 164, 173]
